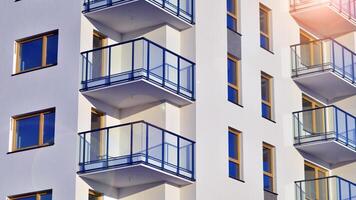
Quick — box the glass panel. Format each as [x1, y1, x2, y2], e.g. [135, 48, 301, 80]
[20, 38, 43, 71]
[89, 130, 107, 161]
[260, 9, 268, 34]
[147, 125, 163, 167]
[46, 34, 58, 65]
[228, 131, 238, 160]
[227, 0, 235, 13]
[16, 115, 40, 149]
[179, 138, 192, 173]
[228, 86, 238, 104]
[106, 125, 130, 167]
[165, 51, 178, 91]
[229, 161, 240, 179]
[227, 15, 237, 31]
[261, 76, 270, 102]
[164, 133, 178, 171]
[179, 59, 193, 93]
[260, 34, 269, 50]
[43, 111, 55, 144]
[149, 43, 164, 84]
[41, 193, 52, 200]
[16, 196, 37, 200]
[263, 174, 273, 191]
[228, 58, 237, 85]
[262, 103, 271, 119]
[263, 147, 272, 173]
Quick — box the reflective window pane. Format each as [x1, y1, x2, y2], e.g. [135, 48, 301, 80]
[41, 192, 52, 200]
[16, 115, 40, 149]
[46, 34, 58, 65]
[229, 161, 240, 179]
[20, 38, 43, 71]
[228, 132, 238, 159]
[261, 76, 270, 101]
[260, 34, 269, 50]
[227, 15, 237, 31]
[16, 196, 36, 200]
[260, 9, 268, 34]
[227, 0, 235, 13]
[262, 103, 271, 119]
[263, 146, 272, 173]
[228, 58, 237, 85]
[228, 86, 238, 103]
[264, 174, 273, 191]
[43, 112, 55, 144]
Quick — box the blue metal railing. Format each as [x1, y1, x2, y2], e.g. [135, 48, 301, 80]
[293, 105, 356, 150]
[80, 37, 195, 101]
[82, 0, 194, 24]
[295, 176, 356, 200]
[291, 39, 356, 84]
[290, 0, 356, 21]
[78, 121, 195, 181]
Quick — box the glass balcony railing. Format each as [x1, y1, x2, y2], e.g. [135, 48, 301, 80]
[83, 0, 194, 24]
[290, 0, 356, 21]
[78, 121, 195, 181]
[293, 105, 356, 150]
[291, 39, 356, 84]
[81, 38, 195, 101]
[295, 176, 356, 200]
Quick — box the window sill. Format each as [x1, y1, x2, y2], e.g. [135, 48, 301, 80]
[11, 64, 57, 76]
[227, 27, 242, 36]
[7, 143, 54, 154]
[264, 189, 278, 196]
[228, 100, 243, 108]
[260, 46, 274, 54]
[229, 176, 245, 183]
[262, 116, 276, 123]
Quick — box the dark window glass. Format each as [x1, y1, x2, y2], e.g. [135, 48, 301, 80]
[16, 116, 40, 149]
[228, 86, 238, 103]
[263, 174, 273, 191]
[228, 58, 237, 85]
[260, 9, 268, 34]
[20, 38, 43, 71]
[46, 34, 58, 65]
[43, 112, 55, 144]
[17, 197, 36, 200]
[41, 193, 52, 200]
[227, 0, 235, 13]
[263, 147, 272, 172]
[260, 34, 269, 50]
[227, 15, 237, 31]
[229, 161, 239, 179]
[262, 103, 271, 119]
[261, 76, 269, 101]
[228, 132, 238, 159]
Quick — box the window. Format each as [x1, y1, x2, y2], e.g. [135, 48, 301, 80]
[261, 72, 273, 120]
[91, 31, 108, 79]
[263, 143, 275, 193]
[12, 108, 55, 151]
[228, 54, 241, 105]
[304, 161, 328, 200]
[9, 190, 52, 200]
[227, 0, 238, 31]
[259, 4, 272, 51]
[228, 127, 242, 180]
[90, 108, 105, 161]
[16, 30, 58, 73]
[302, 95, 325, 134]
[89, 190, 103, 200]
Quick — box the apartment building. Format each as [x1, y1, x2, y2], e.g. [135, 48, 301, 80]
[0, 0, 355, 199]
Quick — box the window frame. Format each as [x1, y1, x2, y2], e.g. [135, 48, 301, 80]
[227, 0, 239, 32]
[304, 161, 329, 200]
[263, 142, 275, 193]
[261, 72, 274, 121]
[228, 127, 242, 181]
[259, 4, 272, 51]
[302, 94, 325, 133]
[9, 190, 52, 200]
[15, 30, 58, 74]
[91, 108, 106, 159]
[12, 108, 56, 152]
[227, 54, 241, 105]
[92, 30, 108, 77]
[89, 190, 103, 200]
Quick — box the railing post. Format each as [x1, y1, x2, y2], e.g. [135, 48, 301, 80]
[348, 180, 352, 200]
[85, 0, 90, 12]
[177, 0, 180, 16]
[335, 107, 339, 141]
[338, 177, 342, 200]
[106, 128, 109, 168]
[177, 57, 181, 94]
[107, 47, 111, 85]
[147, 41, 150, 80]
[191, 0, 194, 23]
[162, 49, 166, 87]
[352, 54, 355, 83]
[321, 40, 324, 71]
[162, 130, 165, 169]
[163, 0, 166, 8]
[297, 113, 301, 145]
[146, 123, 149, 163]
[294, 46, 298, 77]
[192, 64, 195, 99]
[345, 112, 349, 146]
[332, 41, 336, 72]
[324, 107, 327, 140]
[131, 41, 135, 80]
[192, 142, 195, 179]
[108, 0, 112, 6]
[327, 177, 330, 200]
[85, 52, 89, 90]
[342, 47, 346, 77]
[130, 123, 133, 164]
[82, 133, 86, 172]
[177, 137, 180, 175]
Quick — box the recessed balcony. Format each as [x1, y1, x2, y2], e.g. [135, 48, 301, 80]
[82, 0, 194, 33]
[293, 105, 356, 168]
[295, 176, 356, 200]
[78, 121, 195, 188]
[80, 38, 195, 109]
[291, 39, 356, 103]
[290, 0, 356, 37]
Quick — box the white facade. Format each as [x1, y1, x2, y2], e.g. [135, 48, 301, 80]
[0, 0, 355, 200]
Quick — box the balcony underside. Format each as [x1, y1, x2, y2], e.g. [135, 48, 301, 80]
[295, 140, 356, 169]
[81, 79, 193, 109]
[79, 163, 193, 188]
[293, 70, 356, 103]
[290, 3, 356, 38]
[84, 0, 192, 33]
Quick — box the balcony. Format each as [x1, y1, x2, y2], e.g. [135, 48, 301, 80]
[295, 176, 356, 200]
[290, 0, 356, 37]
[291, 39, 356, 103]
[82, 0, 194, 33]
[293, 106, 356, 168]
[78, 121, 195, 188]
[80, 38, 195, 109]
